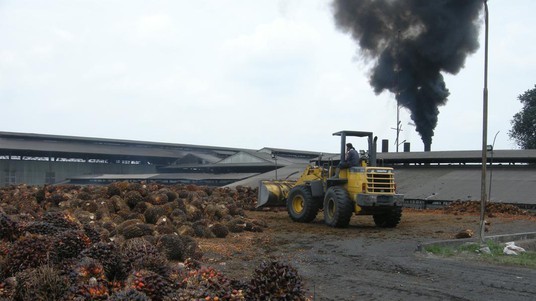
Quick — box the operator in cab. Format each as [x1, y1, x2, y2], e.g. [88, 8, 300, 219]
[332, 143, 360, 178]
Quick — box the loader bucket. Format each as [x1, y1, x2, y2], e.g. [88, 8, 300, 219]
[257, 180, 296, 208]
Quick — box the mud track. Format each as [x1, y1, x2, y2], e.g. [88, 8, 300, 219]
[200, 209, 536, 301]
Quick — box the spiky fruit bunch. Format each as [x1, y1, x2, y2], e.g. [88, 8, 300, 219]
[80, 241, 128, 281]
[156, 234, 185, 261]
[69, 277, 110, 301]
[121, 238, 169, 276]
[180, 236, 203, 260]
[107, 184, 123, 198]
[179, 266, 242, 300]
[0, 213, 19, 241]
[21, 221, 62, 235]
[193, 220, 215, 238]
[121, 223, 155, 239]
[226, 218, 246, 233]
[210, 223, 229, 238]
[144, 206, 168, 224]
[163, 190, 178, 202]
[53, 230, 92, 261]
[4, 234, 54, 276]
[127, 269, 172, 301]
[83, 223, 103, 244]
[0, 240, 10, 257]
[125, 191, 145, 209]
[42, 211, 81, 230]
[48, 192, 68, 206]
[71, 257, 107, 283]
[77, 191, 93, 201]
[109, 288, 150, 301]
[147, 193, 169, 206]
[14, 265, 69, 301]
[0, 277, 16, 300]
[247, 261, 306, 301]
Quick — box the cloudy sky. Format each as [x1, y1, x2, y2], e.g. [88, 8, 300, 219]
[1, 0, 534, 153]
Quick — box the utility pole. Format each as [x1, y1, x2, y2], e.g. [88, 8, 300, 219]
[478, 0, 489, 245]
[395, 30, 401, 152]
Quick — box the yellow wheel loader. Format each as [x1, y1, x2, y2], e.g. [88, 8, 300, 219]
[258, 131, 403, 228]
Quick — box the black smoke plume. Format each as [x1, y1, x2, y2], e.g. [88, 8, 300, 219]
[332, 0, 484, 150]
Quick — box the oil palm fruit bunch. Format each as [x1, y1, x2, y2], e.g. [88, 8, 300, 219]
[80, 241, 128, 281]
[20, 221, 62, 236]
[70, 257, 107, 283]
[13, 265, 69, 301]
[247, 261, 307, 301]
[0, 213, 19, 242]
[127, 269, 172, 301]
[68, 257, 110, 300]
[120, 238, 170, 276]
[209, 222, 229, 238]
[82, 222, 103, 244]
[53, 230, 92, 261]
[0, 277, 16, 300]
[69, 277, 110, 301]
[42, 211, 81, 230]
[179, 266, 240, 300]
[156, 234, 185, 261]
[109, 288, 150, 301]
[4, 234, 53, 276]
[125, 191, 145, 209]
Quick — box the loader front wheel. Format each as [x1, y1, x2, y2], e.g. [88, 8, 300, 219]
[373, 207, 402, 228]
[323, 186, 353, 228]
[287, 186, 320, 223]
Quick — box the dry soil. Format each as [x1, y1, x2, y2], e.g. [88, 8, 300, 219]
[199, 208, 536, 301]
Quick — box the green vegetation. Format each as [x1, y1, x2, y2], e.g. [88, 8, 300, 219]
[509, 84, 536, 149]
[424, 241, 536, 268]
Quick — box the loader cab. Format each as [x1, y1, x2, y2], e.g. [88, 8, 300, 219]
[332, 130, 377, 167]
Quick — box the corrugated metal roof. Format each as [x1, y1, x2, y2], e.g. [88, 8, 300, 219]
[0, 137, 187, 158]
[258, 147, 322, 157]
[173, 153, 222, 164]
[217, 150, 310, 166]
[69, 172, 257, 181]
[378, 149, 536, 164]
[0, 131, 251, 159]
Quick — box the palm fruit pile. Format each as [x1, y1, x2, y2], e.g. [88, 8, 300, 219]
[443, 200, 535, 217]
[0, 182, 309, 300]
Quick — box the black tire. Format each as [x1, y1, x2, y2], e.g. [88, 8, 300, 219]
[323, 186, 354, 228]
[373, 207, 402, 228]
[287, 186, 320, 223]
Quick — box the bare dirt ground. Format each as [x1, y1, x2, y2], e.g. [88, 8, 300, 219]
[199, 209, 536, 301]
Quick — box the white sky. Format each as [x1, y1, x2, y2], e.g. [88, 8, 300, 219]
[1, 0, 534, 153]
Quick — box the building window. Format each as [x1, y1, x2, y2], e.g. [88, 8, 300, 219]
[45, 172, 55, 184]
[4, 171, 16, 186]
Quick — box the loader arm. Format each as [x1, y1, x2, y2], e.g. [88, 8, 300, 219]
[257, 165, 326, 208]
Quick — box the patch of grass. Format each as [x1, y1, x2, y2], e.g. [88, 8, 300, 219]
[424, 241, 536, 268]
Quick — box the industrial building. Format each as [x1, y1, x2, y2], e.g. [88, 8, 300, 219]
[1, 131, 535, 206]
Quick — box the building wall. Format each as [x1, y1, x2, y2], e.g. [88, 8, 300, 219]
[0, 160, 157, 186]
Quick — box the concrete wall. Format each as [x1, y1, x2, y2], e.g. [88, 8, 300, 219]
[0, 160, 157, 186]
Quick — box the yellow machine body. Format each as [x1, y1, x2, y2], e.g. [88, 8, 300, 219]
[257, 130, 403, 228]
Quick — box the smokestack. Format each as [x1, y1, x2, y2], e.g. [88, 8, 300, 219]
[382, 139, 389, 153]
[424, 142, 431, 152]
[404, 142, 411, 152]
[332, 0, 483, 148]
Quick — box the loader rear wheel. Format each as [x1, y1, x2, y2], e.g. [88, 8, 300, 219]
[287, 185, 320, 223]
[373, 207, 402, 228]
[323, 186, 353, 228]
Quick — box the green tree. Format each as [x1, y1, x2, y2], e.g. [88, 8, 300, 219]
[509, 85, 536, 149]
